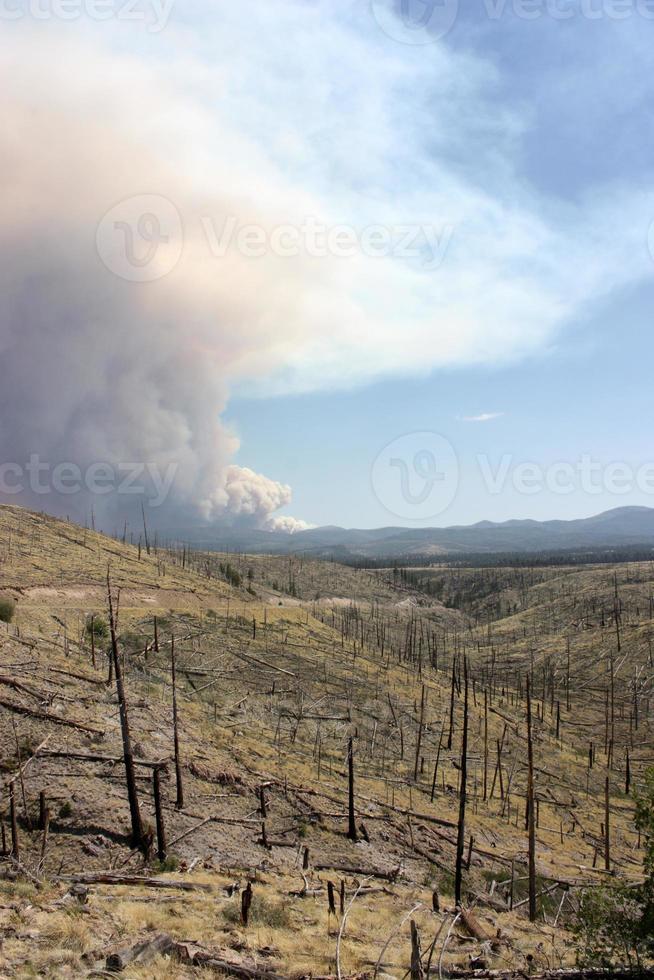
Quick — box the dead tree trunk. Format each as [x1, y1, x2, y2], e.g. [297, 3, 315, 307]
[526, 675, 537, 922]
[347, 736, 358, 842]
[414, 684, 426, 782]
[9, 781, 19, 861]
[153, 767, 167, 862]
[454, 657, 469, 906]
[171, 636, 184, 810]
[410, 919, 425, 979]
[447, 656, 457, 750]
[604, 775, 611, 873]
[107, 572, 145, 852]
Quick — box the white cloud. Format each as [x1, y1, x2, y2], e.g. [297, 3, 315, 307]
[461, 413, 505, 423]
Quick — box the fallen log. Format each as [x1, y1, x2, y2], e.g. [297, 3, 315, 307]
[40, 749, 167, 770]
[441, 970, 654, 979]
[58, 873, 212, 892]
[106, 932, 174, 972]
[173, 940, 288, 978]
[313, 862, 399, 882]
[459, 907, 500, 947]
[0, 697, 104, 736]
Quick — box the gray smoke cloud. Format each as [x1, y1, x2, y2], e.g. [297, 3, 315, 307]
[0, 26, 317, 533]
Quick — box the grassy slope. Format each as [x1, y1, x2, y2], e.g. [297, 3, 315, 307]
[0, 504, 651, 977]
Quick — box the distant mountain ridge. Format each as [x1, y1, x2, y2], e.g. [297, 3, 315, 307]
[164, 506, 654, 559]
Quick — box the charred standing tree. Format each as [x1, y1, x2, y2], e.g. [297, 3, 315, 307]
[414, 684, 426, 782]
[347, 736, 358, 842]
[171, 636, 185, 811]
[107, 572, 145, 852]
[153, 767, 167, 862]
[454, 657, 469, 906]
[447, 656, 457, 750]
[526, 675, 537, 922]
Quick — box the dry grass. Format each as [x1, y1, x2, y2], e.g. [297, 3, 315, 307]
[0, 504, 652, 976]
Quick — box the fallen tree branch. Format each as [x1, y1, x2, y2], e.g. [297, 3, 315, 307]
[58, 873, 212, 892]
[0, 697, 104, 735]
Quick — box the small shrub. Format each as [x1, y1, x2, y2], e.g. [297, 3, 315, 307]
[223, 894, 291, 929]
[0, 597, 16, 623]
[58, 801, 73, 819]
[574, 884, 650, 969]
[153, 855, 179, 874]
[85, 614, 108, 639]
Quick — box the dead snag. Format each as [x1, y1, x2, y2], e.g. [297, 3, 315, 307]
[526, 675, 537, 922]
[9, 781, 19, 861]
[153, 767, 167, 863]
[241, 882, 253, 926]
[447, 656, 457, 750]
[259, 785, 267, 819]
[39, 807, 50, 869]
[347, 736, 358, 842]
[107, 571, 145, 853]
[410, 919, 424, 979]
[454, 657, 469, 907]
[39, 790, 47, 830]
[414, 684, 426, 782]
[605, 775, 611, 872]
[327, 880, 336, 916]
[483, 689, 489, 801]
[171, 636, 184, 810]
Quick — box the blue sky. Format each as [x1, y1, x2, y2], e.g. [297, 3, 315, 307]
[223, 0, 654, 528]
[2, 0, 654, 531]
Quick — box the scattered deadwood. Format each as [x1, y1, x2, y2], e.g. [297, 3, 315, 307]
[313, 862, 399, 881]
[173, 939, 288, 979]
[443, 971, 654, 979]
[58, 873, 213, 892]
[459, 906, 500, 947]
[0, 675, 51, 701]
[188, 760, 244, 785]
[106, 932, 174, 972]
[39, 749, 167, 769]
[0, 696, 104, 735]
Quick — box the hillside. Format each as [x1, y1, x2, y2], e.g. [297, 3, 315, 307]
[0, 505, 652, 977]
[163, 506, 654, 560]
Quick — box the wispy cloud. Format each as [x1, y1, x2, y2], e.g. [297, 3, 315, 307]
[460, 413, 505, 423]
